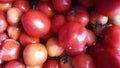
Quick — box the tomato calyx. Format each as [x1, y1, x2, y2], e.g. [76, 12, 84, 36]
[61, 54, 69, 64]
[71, 9, 78, 16]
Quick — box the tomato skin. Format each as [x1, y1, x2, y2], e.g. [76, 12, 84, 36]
[102, 26, 120, 49]
[77, 0, 94, 7]
[51, 14, 66, 33]
[43, 58, 60, 68]
[36, 2, 55, 18]
[19, 32, 40, 47]
[89, 42, 120, 68]
[59, 22, 88, 56]
[13, 0, 30, 12]
[21, 10, 51, 38]
[0, 39, 22, 61]
[5, 60, 25, 68]
[95, 0, 120, 17]
[23, 43, 47, 66]
[0, 0, 15, 3]
[52, 0, 71, 12]
[0, 33, 8, 46]
[72, 54, 95, 68]
[0, 11, 8, 33]
[67, 6, 89, 26]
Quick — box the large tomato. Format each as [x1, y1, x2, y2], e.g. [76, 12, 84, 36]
[59, 22, 88, 56]
[21, 10, 51, 38]
[88, 41, 120, 68]
[102, 25, 120, 49]
[94, 0, 120, 17]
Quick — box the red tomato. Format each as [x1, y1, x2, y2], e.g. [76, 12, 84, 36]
[72, 54, 95, 68]
[19, 32, 40, 47]
[89, 41, 120, 68]
[0, 11, 8, 33]
[21, 10, 51, 38]
[36, 1, 55, 18]
[86, 29, 96, 46]
[102, 25, 120, 49]
[95, 0, 120, 17]
[0, 33, 8, 46]
[0, 0, 15, 3]
[59, 22, 88, 56]
[77, 0, 94, 7]
[13, 0, 30, 12]
[52, 0, 71, 12]
[43, 58, 60, 68]
[51, 14, 66, 33]
[67, 6, 89, 26]
[0, 39, 22, 61]
[5, 60, 25, 68]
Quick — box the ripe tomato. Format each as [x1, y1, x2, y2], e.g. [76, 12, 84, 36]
[43, 58, 60, 68]
[5, 60, 25, 68]
[19, 32, 40, 47]
[77, 0, 94, 7]
[59, 22, 88, 56]
[67, 6, 89, 26]
[89, 41, 120, 68]
[102, 25, 120, 49]
[51, 14, 66, 33]
[95, 0, 120, 17]
[0, 11, 8, 33]
[21, 10, 51, 38]
[72, 54, 95, 68]
[13, 0, 30, 12]
[52, 0, 71, 12]
[36, 1, 55, 18]
[0, 39, 22, 61]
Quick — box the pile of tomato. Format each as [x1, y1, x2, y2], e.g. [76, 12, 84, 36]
[0, 0, 120, 68]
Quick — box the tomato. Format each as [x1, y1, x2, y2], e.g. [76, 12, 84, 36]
[13, 0, 30, 12]
[0, 11, 8, 33]
[23, 43, 47, 66]
[21, 10, 51, 38]
[36, 1, 55, 18]
[86, 29, 96, 46]
[0, 2, 12, 12]
[0, 0, 15, 3]
[52, 0, 71, 12]
[5, 60, 25, 68]
[19, 32, 40, 47]
[59, 22, 88, 56]
[67, 6, 89, 26]
[90, 10, 108, 25]
[7, 25, 21, 40]
[51, 14, 66, 33]
[102, 25, 120, 49]
[94, 0, 120, 17]
[46, 37, 64, 57]
[77, 0, 94, 7]
[72, 54, 95, 68]
[0, 39, 22, 61]
[0, 33, 8, 46]
[43, 58, 60, 68]
[88, 41, 120, 68]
